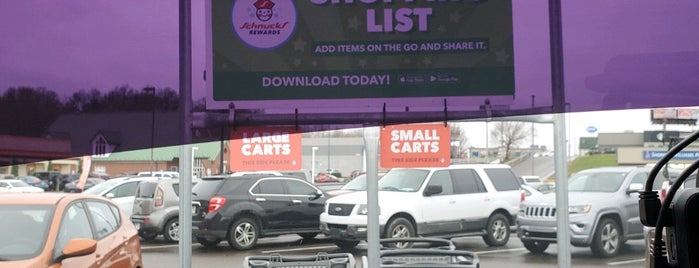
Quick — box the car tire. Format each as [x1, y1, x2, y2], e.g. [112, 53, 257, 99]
[483, 213, 510, 247]
[384, 217, 416, 249]
[522, 240, 549, 254]
[139, 231, 158, 241]
[333, 240, 360, 250]
[228, 217, 259, 250]
[196, 237, 221, 248]
[298, 232, 319, 240]
[591, 218, 622, 257]
[162, 218, 180, 243]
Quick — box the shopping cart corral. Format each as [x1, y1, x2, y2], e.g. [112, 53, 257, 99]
[365, 238, 480, 268]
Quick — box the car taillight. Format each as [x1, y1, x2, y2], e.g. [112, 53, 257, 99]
[520, 190, 526, 202]
[208, 196, 226, 213]
[660, 188, 667, 202]
[155, 188, 164, 207]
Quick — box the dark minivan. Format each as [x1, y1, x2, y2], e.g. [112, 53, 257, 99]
[191, 174, 328, 250]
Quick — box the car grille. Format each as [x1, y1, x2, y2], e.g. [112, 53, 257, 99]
[523, 206, 556, 218]
[328, 204, 355, 216]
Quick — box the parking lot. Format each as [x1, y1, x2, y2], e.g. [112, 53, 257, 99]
[141, 234, 648, 267]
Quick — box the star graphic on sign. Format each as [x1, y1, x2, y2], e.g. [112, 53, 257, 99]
[293, 58, 302, 67]
[422, 56, 432, 66]
[450, 11, 462, 23]
[495, 50, 510, 64]
[293, 38, 307, 52]
[438, 25, 447, 33]
[358, 58, 367, 68]
[347, 16, 360, 31]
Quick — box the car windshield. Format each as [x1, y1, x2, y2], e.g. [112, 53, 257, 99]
[341, 174, 367, 191]
[83, 179, 123, 195]
[20, 176, 40, 183]
[378, 169, 430, 192]
[9, 181, 29, 187]
[0, 205, 54, 261]
[568, 171, 628, 193]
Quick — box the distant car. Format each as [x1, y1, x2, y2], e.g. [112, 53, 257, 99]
[327, 173, 387, 196]
[314, 173, 343, 183]
[63, 178, 106, 193]
[534, 183, 556, 193]
[518, 166, 670, 257]
[521, 175, 543, 186]
[0, 174, 15, 180]
[0, 193, 143, 267]
[520, 184, 544, 203]
[192, 175, 328, 250]
[16, 176, 50, 191]
[0, 179, 44, 193]
[83, 176, 163, 217]
[131, 178, 200, 242]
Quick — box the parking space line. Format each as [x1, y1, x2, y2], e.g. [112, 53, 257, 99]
[141, 244, 181, 250]
[261, 245, 339, 254]
[608, 258, 645, 266]
[473, 248, 526, 254]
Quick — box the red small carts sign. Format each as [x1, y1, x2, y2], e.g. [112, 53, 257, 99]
[230, 127, 302, 171]
[380, 123, 451, 168]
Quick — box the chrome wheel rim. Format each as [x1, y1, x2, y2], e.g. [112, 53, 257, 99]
[600, 223, 619, 254]
[491, 219, 508, 241]
[391, 224, 411, 248]
[234, 222, 256, 247]
[168, 221, 180, 241]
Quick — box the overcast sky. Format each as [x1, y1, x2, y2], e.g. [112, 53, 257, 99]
[1, 0, 698, 121]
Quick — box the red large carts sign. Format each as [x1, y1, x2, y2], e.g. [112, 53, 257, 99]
[230, 127, 302, 171]
[380, 123, 451, 168]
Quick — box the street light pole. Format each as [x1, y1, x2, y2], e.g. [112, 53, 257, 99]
[311, 146, 319, 183]
[144, 86, 156, 172]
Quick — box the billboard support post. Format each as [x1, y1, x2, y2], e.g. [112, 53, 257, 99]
[363, 126, 380, 268]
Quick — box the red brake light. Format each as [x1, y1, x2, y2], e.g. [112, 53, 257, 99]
[520, 190, 526, 202]
[660, 188, 667, 202]
[155, 188, 164, 207]
[208, 196, 227, 213]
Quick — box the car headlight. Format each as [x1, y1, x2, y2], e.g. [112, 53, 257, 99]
[357, 204, 380, 215]
[569, 205, 591, 214]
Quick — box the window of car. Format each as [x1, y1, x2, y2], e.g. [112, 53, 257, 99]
[251, 179, 285, 195]
[136, 182, 158, 198]
[285, 179, 318, 195]
[107, 181, 139, 198]
[451, 169, 487, 194]
[86, 201, 119, 239]
[425, 170, 454, 195]
[378, 169, 430, 192]
[54, 201, 94, 260]
[484, 168, 521, 191]
[0, 205, 53, 261]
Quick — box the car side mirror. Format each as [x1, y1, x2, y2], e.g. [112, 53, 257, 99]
[423, 185, 443, 196]
[310, 189, 323, 200]
[627, 183, 643, 194]
[53, 238, 97, 264]
[105, 192, 115, 199]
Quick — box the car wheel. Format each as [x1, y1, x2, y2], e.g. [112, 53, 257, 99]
[228, 217, 259, 250]
[384, 217, 415, 249]
[298, 233, 319, 240]
[196, 237, 221, 248]
[591, 218, 622, 257]
[139, 231, 158, 241]
[522, 240, 549, 254]
[162, 218, 180, 242]
[483, 213, 510, 247]
[333, 240, 360, 250]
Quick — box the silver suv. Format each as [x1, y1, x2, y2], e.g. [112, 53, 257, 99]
[320, 164, 521, 249]
[131, 179, 183, 242]
[517, 166, 668, 257]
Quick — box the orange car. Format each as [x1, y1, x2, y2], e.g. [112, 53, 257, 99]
[0, 193, 143, 268]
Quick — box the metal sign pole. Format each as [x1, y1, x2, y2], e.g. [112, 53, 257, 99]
[363, 126, 380, 268]
[178, 0, 193, 267]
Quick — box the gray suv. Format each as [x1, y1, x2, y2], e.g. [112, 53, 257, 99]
[131, 179, 183, 242]
[517, 166, 668, 257]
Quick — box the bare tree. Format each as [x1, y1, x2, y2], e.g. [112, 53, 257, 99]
[490, 121, 530, 161]
[450, 123, 469, 158]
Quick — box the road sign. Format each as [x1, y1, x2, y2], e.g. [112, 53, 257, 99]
[380, 123, 451, 168]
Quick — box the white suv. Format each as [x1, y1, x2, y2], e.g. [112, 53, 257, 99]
[319, 164, 522, 249]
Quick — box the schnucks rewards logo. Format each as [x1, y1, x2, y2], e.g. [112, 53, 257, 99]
[232, 0, 297, 50]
